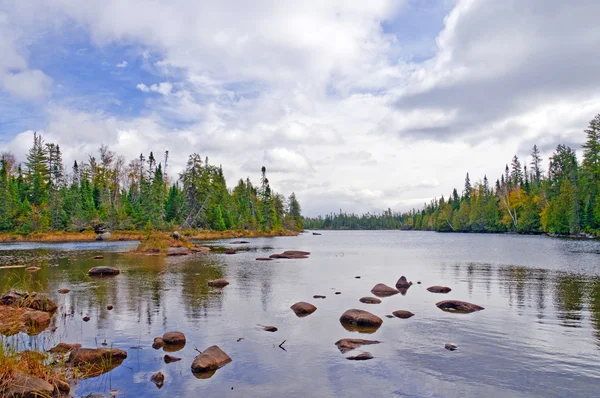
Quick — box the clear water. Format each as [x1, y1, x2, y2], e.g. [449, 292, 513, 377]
[1, 231, 599, 397]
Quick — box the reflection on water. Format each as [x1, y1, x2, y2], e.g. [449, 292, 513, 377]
[1, 232, 600, 397]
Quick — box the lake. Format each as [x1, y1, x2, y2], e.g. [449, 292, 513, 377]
[1, 231, 600, 397]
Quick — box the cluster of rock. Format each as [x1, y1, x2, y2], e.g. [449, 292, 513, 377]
[0, 290, 58, 336]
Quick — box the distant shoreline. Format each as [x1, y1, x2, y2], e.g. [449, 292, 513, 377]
[0, 229, 300, 243]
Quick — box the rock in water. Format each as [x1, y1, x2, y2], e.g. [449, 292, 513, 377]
[151, 372, 164, 388]
[347, 352, 374, 361]
[88, 266, 120, 276]
[164, 354, 182, 363]
[152, 337, 165, 349]
[313, 295, 326, 299]
[339, 309, 383, 329]
[5, 371, 54, 397]
[231, 240, 250, 244]
[48, 343, 82, 354]
[256, 258, 273, 261]
[370, 283, 400, 297]
[359, 297, 382, 304]
[163, 331, 186, 345]
[167, 247, 191, 256]
[392, 310, 414, 319]
[191, 345, 232, 373]
[224, 249, 237, 255]
[335, 338, 381, 354]
[290, 302, 317, 316]
[83, 316, 90, 322]
[436, 300, 484, 313]
[107, 305, 113, 310]
[0, 290, 58, 312]
[263, 326, 278, 332]
[445, 343, 457, 351]
[68, 348, 127, 377]
[282, 250, 310, 256]
[57, 288, 70, 294]
[207, 279, 229, 287]
[395, 276, 413, 289]
[427, 286, 452, 293]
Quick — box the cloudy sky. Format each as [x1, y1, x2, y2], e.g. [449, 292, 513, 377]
[1, 0, 599, 216]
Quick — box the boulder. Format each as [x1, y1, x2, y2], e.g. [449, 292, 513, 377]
[4, 371, 53, 398]
[191, 345, 232, 373]
[163, 331, 186, 345]
[339, 309, 383, 329]
[48, 343, 82, 354]
[395, 276, 413, 289]
[347, 352, 374, 361]
[152, 337, 165, 350]
[25, 266, 41, 273]
[150, 372, 164, 388]
[436, 300, 484, 313]
[68, 348, 127, 377]
[263, 326, 278, 332]
[392, 310, 414, 319]
[445, 343, 457, 351]
[359, 297, 382, 304]
[290, 302, 317, 316]
[57, 288, 70, 294]
[164, 354, 182, 364]
[370, 283, 399, 297]
[95, 232, 112, 241]
[427, 286, 452, 293]
[256, 258, 273, 261]
[335, 338, 380, 354]
[207, 279, 229, 287]
[88, 267, 120, 276]
[167, 247, 191, 256]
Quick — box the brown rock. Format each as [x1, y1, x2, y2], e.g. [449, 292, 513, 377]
[282, 250, 310, 256]
[445, 343, 457, 351]
[207, 279, 229, 287]
[427, 286, 452, 293]
[256, 258, 273, 261]
[335, 338, 380, 354]
[167, 247, 191, 256]
[347, 352, 374, 360]
[93, 255, 104, 260]
[339, 309, 383, 329]
[370, 283, 399, 297]
[48, 343, 82, 354]
[163, 331, 186, 345]
[88, 266, 120, 276]
[392, 310, 414, 319]
[191, 345, 232, 373]
[224, 249, 237, 255]
[83, 316, 90, 322]
[191, 246, 211, 253]
[385, 315, 394, 318]
[263, 326, 278, 332]
[0, 290, 57, 312]
[359, 297, 382, 304]
[106, 305, 113, 310]
[290, 302, 317, 316]
[57, 288, 70, 294]
[313, 295, 326, 299]
[436, 300, 484, 313]
[25, 266, 41, 273]
[68, 348, 127, 378]
[20, 310, 51, 328]
[269, 252, 309, 259]
[5, 371, 53, 398]
[55, 379, 70, 394]
[150, 372, 164, 388]
[152, 337, 165, 349]
[395, 276, 413, 289]
[164, 354, 182, 363]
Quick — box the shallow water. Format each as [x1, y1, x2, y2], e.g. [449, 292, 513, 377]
[1, 231, 600, 397]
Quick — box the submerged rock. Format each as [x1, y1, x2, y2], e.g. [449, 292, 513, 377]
[164, 354, 182, 363]
[436, 300, 484, 313]
[339, 309, 383, 331]
[88, 266, 120, 277]
[5, 371, 54, 398]
[392, 310, 414, 319]
[347, 352, 374, 361]
[48, 343, 82, 354]
[395, 276, 413, 289]
[207, 279, 229, 287]
[290, 302, 317, 316]
[151, 372, 164, 388]
[163, 331, 186, 345]
[224, 249, 237, 255]
[370, 283, 399, 297]
[359, 297, 382, 304]
[191, 345, 232, 373]
[427, 286, 452, 293]
[256, 258, 273, 261]
[68, 347, 127, 378]
[335, 338, 380, 354]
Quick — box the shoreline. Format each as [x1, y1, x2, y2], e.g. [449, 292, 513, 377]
[0, 229, 300, 243]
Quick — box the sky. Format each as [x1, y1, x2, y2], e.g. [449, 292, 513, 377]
[1, 0, 600, 217]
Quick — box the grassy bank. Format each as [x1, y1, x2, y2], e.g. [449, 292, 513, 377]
[0, 229, 300, 243]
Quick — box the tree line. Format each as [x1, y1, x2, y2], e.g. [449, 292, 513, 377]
[304, 113, 600, 236]
[0, 135, 302, 234]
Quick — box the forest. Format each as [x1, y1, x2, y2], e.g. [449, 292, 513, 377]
[304, 113, 600, 236]
[0, 135, 302, 234]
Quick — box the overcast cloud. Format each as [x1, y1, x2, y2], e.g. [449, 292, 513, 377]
[1, 0, 599, 216]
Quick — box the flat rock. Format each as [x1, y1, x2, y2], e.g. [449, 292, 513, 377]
[347, 352, 374, 361]
[436, 300, 484, 313]
[290, 302, 317, 316]
[427, 286, 452, 293]
[191, 345, 232, 373]
[207, 279, 229, 287]
[339, 309, 383, 328]
[164, 354, 182, 363]
[163, 331, 186, 345]
[88, 266, 120, 276]
[335, 338, 380, 354]
[49, 343, 82, 354]
[68, 348, 127, 377]
[370, 283, 399, 297]
[57, 288, 70, 294]
[392, 310, 414, 319]
[256, 258, 273, 261]
[167, 247, 191, 256]
[282, 250, 310, 256]
[359, 297, 382, 304]
[191, 246, 211, 253]
[150, 372, 164, 388]
[5, 371, 53, 398]
[395, 276, 413, 289]
[269, 253, 308, 259]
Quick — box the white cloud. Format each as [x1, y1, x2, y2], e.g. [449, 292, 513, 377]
[136, 82, 173, 96]
[116, 60, 128, 68]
